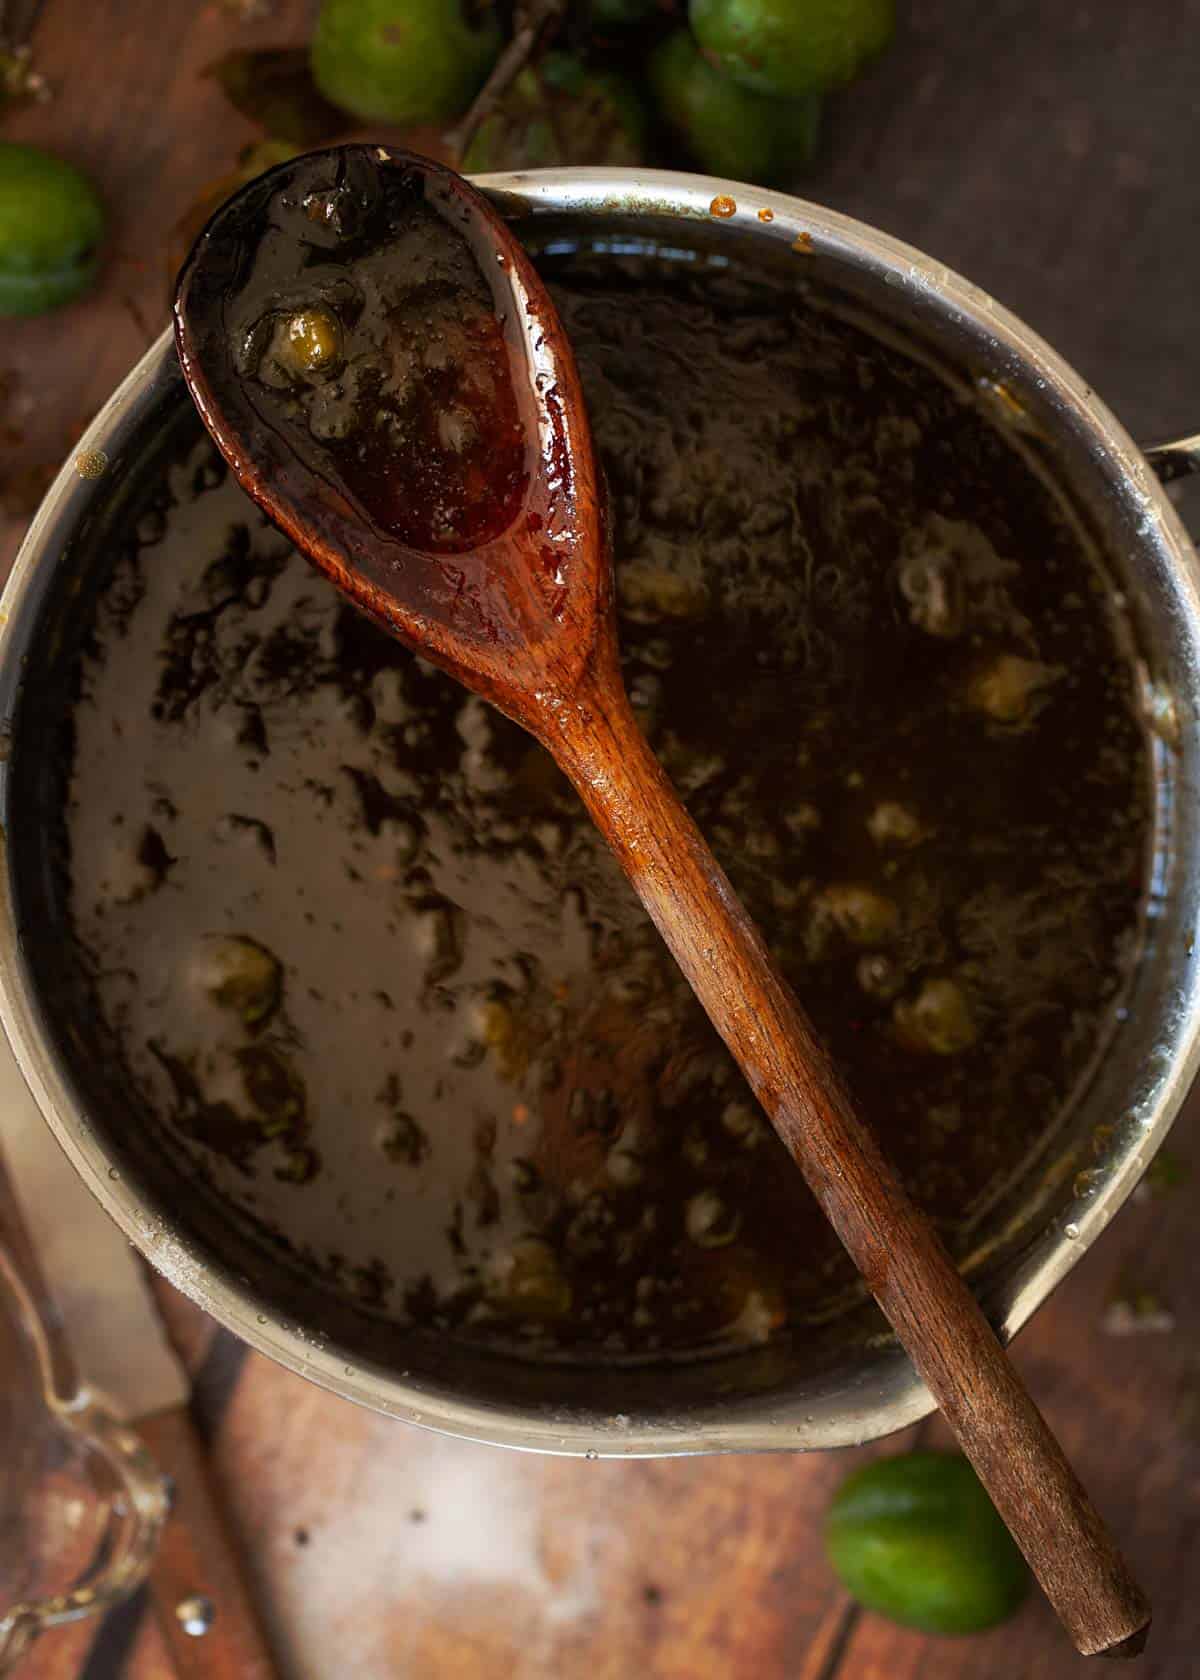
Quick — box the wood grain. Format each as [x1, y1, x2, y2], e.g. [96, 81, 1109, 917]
[5, 1, 1200, 1676]
[136, 1407, 278, 1680]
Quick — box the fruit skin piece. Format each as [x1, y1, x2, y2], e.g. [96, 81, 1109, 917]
[648, 28, 820, 186]
[690, 0, 894, 96]
[0, 142, 106, 317]
[310, 0, 503, 126]
[465, 51, 647, 173]
[825, 1451, 1030, 1635]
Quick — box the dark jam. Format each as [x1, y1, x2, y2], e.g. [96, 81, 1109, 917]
[193, 151, 527, 554]
[65, 251, 1150, 1360]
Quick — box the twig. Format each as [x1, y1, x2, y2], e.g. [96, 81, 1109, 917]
[446, 0, 568, 168]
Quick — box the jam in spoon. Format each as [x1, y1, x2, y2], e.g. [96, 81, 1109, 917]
[175, 145, 1148, 1658]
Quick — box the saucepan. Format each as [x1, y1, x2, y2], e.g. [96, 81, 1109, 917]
[1, 167, 1198, 1457]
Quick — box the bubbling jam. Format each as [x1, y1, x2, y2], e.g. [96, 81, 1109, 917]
[65, 250, 1150, 1361]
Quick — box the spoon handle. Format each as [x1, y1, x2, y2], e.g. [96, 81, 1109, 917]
[550, 663, 1150, 1660]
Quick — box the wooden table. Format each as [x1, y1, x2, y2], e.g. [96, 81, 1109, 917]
[5, 2, 1200, 1675]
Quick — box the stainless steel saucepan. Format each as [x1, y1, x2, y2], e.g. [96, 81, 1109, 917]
[1, 167, 1198, 1456]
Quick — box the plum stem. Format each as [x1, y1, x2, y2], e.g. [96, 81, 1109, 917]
[445, 0, 568, 166]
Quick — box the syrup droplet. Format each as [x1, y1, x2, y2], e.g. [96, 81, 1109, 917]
[709, 195, 737, 220]
[76, 448, 108, 480]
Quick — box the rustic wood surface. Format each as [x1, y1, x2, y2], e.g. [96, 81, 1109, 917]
[5, 1, 1200, 1676]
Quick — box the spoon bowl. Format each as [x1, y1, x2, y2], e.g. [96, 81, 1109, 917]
[175, 145, 608, 733]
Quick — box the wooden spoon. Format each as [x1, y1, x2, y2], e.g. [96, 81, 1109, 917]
[174, 145, 1149, 1658]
